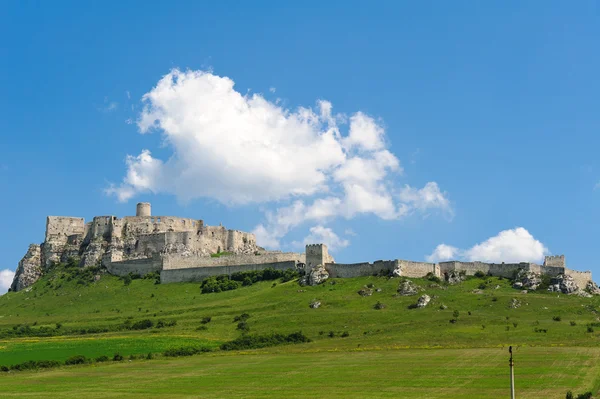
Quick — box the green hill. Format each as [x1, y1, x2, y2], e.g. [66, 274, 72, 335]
[1, 264, 600, 398]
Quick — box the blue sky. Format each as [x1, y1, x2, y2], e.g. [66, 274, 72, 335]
[1, 1, 600, 291]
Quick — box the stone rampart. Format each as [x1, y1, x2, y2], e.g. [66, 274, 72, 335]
[162, 252, 305, 270]
[398, 260, 437, 278]
[160, 261, 297, 284]
[565, 268, 592, 288]
[106, 254, 163, 277]
[325, 260, 398, 278]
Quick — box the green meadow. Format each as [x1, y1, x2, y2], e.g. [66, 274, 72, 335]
[1, 267, 600, 398]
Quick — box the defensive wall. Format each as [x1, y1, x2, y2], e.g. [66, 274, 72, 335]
[106, 254, 163, 277]
[162, 252, 305, 270]
[160, 261, 298, 284]
[325, 260, 398, 278]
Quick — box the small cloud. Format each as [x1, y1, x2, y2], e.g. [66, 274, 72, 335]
[0, 269, 15, 294]
[125, 118, 134, 125]
[126, 90, 131, 100]
[97, 97, 118, 113]
[344, 228, 357, 236]
[269, 87, 276, 93]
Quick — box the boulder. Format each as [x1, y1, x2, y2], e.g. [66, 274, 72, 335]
[397, 280, 419, 296]
[510, 298, 521, 309]
[358, 288, 373, 297]
[307, 264, 329, 286]
[512, 282, 523, 289]
[416, 294, 431, 308]
[309, 301, 321, 309]
[391, 265, 402, 278]
[445, 271, 464, 285]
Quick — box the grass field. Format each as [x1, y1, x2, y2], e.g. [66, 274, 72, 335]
[1, 267, 600, 397]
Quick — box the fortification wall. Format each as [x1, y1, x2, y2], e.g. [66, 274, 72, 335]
[106, 254, 162, 277]
[399, 260, 437, 278]
[325, 260, 398, 278]
[162, 252, 305, 270]
[46, 216, 85, 242]
[135, 233, 166, 256]
[438, 261, 530, 278]
[539, 265, 565, 276]
[160, 261, 297, 284]
[565, 268, 592, 288]
[121, 216, 202, 237]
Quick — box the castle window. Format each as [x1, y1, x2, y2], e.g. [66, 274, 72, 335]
[157, 217, 161, 223]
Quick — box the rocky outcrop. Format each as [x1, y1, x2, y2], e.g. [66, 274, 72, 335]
[397, 280, 419, 296]
[444, 271, 464, 285]
[299, 264, 329, 286]
[309, 301, 321, 309]
[10, 244, 43, 292]
[586, 281, 600, 295]
[391, 265, 402, 278]
[415, 294, 431, 308]
[514, 270, 542, 290]
[548, 274, 579, 294]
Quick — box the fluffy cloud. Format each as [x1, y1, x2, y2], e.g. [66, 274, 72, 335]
[425, 227, 549, 264]
[109, 69, 452, 248]
[0, 269, 14, 294]
[301, 226, 349, 251]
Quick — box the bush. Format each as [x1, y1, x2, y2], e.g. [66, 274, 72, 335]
[474, 270, 486, 278]
[113, 353, 124, 361]
[553, 316, 562, 322]
[156, 320, 176, 328]
[163, 346, 212, 357]
[341, 331, 350, 337]
[425, 272, 441, 284]
[566, 391, 573, 399]
[576, 392, 593, 399]
[587, 326, 594, 333]
[130, 319, 154, 330]
[570, 321, 577, 326]
[453, 310, 460, 318]
[220, 331, 310, 351]
[201, 316, 212, 324]
[233, 313, 251, 322]
[328, 331, 335, 338]
[196, 325, 208, 331]
[65, 355, 88, 365]
[95, 355, 109, 362]
[122, 275, 132, 286]
[237, 321, 249, 332]
[374, 301, 386, 310]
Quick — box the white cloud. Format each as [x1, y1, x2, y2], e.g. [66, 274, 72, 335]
[109, 69, 452, 249]
[126, 90, 131, 100]
[425, 244, 460, 263]
[425, 227, 549, 264]
[302, 226, 349, 252]
[269, 87, 276, 93]
[0, 269, 14, 294]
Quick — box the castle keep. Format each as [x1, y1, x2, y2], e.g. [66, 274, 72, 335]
[10, 203, 594, 292]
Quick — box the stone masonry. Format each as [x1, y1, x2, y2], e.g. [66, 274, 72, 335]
[8, 203, 595, 292]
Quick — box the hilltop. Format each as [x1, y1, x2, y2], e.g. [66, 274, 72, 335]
[1, 262, 600, 398]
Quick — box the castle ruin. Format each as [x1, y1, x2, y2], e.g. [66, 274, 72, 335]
[9, 203, 594, 293]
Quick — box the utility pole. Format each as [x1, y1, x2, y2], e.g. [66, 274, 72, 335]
[509, 346, 515, 399]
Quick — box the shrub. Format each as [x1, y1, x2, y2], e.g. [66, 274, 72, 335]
[453, 310, 460, 318]
[341, 331, 350, 337]
[491, 297, 498, 302]
[328, 331, 335, 338]
[201, 316, 212, 324]
[233, 313, 251, 322]
[570, 321, 577, 326]
[566, 391, 573, 399]
[474, 270, 486, 278]
[95, 355, 109, 362]
[220, 331, 310, 351]
[65, 355, 88, 365]
[374, 301, 386, 310]
[425, 272, 441, 284]
[163, 346, 212, 357]
[130, 319, 154, 330]
[122, 275, 132, 286]
[113, 353, 124, 361]
[587, 326, 594, 333]
[196, 325, 208, 331]
[156, 320, 177, 328]
[576, 392, 593, 399]
[237, 321, 249, 332]
[553, 316, 562, 322]
[146, 352, 154, 360]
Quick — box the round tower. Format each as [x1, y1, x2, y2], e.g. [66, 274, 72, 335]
[136, 202, 151, 217]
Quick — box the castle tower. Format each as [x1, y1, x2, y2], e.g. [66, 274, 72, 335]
[544, 255, 565, 268]
[305, 244, 333, 269]
[136, 202, 151, 217]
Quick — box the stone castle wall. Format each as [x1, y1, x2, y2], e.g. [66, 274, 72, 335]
[46, 216, 85, 242]
[565, 268, 592, 288]
[162, 252, 304, 270]
[398, 260, 438, 278]
[106, 254, 163, 277]
[325, 260, 398, 278]
[160, 261, 298, 284]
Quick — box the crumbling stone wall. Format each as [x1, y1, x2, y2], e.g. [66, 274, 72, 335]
[160, 261, 298, 283]
[162, 251, 304, 270]
[544, 255, 566, 268]
[325, 260, 398, 278]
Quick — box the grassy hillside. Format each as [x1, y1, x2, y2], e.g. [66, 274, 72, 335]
[1, 265, 600, 398]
